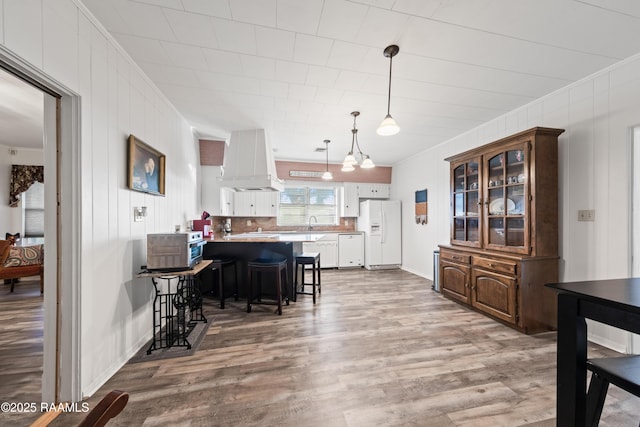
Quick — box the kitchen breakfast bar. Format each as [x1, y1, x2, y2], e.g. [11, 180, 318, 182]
[202, 233, 325, 304]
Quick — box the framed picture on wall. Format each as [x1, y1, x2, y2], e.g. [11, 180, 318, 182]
[415, 189, 427, 224]
[127, 135, 165, 196]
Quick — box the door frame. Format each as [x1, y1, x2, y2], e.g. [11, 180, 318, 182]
[0, 46, 82, 402]
[630, 126, 640, 354]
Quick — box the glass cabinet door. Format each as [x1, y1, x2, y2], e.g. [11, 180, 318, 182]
[484, 146, 529, 253]
[451, 159, 481, 247]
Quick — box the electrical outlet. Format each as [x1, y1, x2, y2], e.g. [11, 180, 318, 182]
[246, 220, 252, 226]
[578, 210, 595, 221]
[345, 219, 349, 226]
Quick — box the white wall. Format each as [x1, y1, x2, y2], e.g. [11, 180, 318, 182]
[393, 53, 640, 351]
[0, 145, 44, 236]
[0, 0, 201, 396]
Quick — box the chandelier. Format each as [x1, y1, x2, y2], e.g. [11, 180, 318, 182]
[342, 111, 375, 171]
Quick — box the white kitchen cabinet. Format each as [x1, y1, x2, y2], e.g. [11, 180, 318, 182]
[358, 183, 390, 199]
[341, 183, 359, 217]
[338, 233, 364, 268]
[220, 187, 234, 217]
[233, 191, 278, 217]
[201, 166, 226, 215]
[303, 236, 338, 268]
[254, 191, 278, 217]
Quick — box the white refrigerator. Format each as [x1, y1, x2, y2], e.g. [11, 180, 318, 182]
[357, 200, 401, 270]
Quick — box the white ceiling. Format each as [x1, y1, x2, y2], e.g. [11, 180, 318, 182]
[0, 71, 43, 149]
[8, 0, 640, 165]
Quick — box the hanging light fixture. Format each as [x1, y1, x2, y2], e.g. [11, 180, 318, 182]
[342, 111, 375, 171]
[377, 44, 400, 136]
[322, 139, 333, 180]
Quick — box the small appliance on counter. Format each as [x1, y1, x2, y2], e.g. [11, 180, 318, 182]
[192, 211, 213, 237]
[223, 218, 232, 235]
[146, 231, 205, 271]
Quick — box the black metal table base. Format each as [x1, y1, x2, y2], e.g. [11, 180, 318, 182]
[146, 274, 207, 355]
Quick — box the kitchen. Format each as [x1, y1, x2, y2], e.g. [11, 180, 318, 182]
[197, 129, 402, 275]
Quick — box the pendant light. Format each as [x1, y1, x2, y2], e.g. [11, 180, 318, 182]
[322, 139, 333, 180]
[377, 44, 400, 136]
[342, 111, 375, 171]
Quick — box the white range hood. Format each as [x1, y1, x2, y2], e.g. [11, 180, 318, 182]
[221, 129, 284, 191]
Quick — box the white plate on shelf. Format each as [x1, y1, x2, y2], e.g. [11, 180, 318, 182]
[489, 198, 515, 215]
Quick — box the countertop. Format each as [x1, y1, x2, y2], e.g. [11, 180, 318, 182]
[206, 233, 326, 243]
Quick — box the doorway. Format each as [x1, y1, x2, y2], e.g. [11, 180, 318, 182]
[0, 45, 82, 403]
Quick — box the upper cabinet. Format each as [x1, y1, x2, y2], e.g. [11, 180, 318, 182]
[233, 191, 278, 217]
[341, 183, 360, 217]
[446, 127, 563, 256]
[357, 183, 390, 199]
[341, 182, 391, 217]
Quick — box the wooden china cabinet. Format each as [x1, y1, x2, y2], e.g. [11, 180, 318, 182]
[439, 127, 564, 334]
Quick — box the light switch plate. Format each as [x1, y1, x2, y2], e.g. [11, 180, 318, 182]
[578, 209, 595, 221]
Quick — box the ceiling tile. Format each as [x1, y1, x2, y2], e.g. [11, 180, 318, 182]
[211, 17, 256, 54]
[334, 70, 369, 91]
[229, 0, 276, 26]
[327, 41, 369, 70]
[314, 87, 344, 104]
[137, 61, 199, 86]
[293, 34, 333, 66]
[132, 0, 182, 7]
[240, 55, 276, 79]
[276, 0, 323, 34]
[202, 48, 243, 74]
[306, 65, 340, 87]
[355, 6, 410, 48]
[275, 60, 309, 84]
[260, 80, 289, 98]
[288, 84, 317, 101]
[181, 0, 233, 18]
[255, 27, 295, 60]
[161, 41, 209, 69]
[112, 0, 177, 41]
[317, 0, 369, 42]
[113, 34, 172, 64]
[163, 9, 218, 48]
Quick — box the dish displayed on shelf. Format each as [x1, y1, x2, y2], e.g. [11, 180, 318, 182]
[489, 198, 515, 215]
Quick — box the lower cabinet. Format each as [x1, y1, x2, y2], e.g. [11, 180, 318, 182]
[303, 240, 338, 268]
[439, 245, 558, 334]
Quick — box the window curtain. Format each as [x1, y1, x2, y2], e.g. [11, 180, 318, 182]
[9, 165, 44, 207]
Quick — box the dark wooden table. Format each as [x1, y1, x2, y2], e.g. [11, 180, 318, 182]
[546, 278, 640, 426]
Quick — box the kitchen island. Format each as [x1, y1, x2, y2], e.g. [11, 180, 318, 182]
[203, 233, 325, 303]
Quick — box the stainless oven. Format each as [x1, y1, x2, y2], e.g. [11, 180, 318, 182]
[146, 231, 205, 271]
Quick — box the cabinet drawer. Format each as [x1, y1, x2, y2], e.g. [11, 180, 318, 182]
[473, 256, 517, 275]
[440, 250, 470, 264]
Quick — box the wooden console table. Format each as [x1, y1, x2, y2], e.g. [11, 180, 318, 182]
[546, 278, 640, 425]
[137, 260, 211, 354]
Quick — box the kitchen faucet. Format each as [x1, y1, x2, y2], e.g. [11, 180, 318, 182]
[308, 216, 317, 231]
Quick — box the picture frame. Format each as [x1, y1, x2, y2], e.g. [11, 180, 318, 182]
[127, 135, 165, 196]
[415, 189, 428, 224]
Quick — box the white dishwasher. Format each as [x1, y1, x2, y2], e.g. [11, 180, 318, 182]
[303, 235, 338, 268]
[338, 233, 364, 268]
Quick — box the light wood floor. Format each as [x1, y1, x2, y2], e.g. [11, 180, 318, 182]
[2, 270, 639, 426]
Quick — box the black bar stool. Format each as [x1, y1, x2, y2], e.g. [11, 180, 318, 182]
[585, 355, 640, 426]
[211, 256, 238, 309]
[246, 257, 289, 315]
[294, 252, 321, 304]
